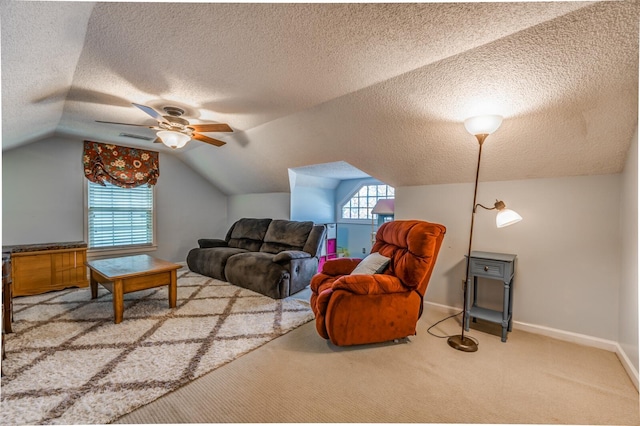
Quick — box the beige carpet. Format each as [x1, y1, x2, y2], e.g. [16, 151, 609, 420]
[118, 301, 640, 425]
[0, 269, 313, 425]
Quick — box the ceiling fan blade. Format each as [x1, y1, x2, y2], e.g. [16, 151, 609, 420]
[96, 120, 155, 128]
[132, 103, 170, 124]
[188, 123, 233, 133]
[192, 133, 227, 147]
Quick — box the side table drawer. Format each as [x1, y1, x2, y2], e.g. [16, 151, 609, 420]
[470, 258, 505, 280]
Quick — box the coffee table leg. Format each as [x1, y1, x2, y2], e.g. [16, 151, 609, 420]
[90, 271, 98, 299]
[113, 279, 124, 324]
[168, 270, 177, 308]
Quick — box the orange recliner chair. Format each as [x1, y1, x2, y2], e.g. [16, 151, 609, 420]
[310, 220, 446, 346]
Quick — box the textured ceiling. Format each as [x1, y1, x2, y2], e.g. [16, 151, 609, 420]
[1, 1, 638, 194]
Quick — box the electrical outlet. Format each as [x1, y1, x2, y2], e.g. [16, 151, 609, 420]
[362, 248, 366, 254]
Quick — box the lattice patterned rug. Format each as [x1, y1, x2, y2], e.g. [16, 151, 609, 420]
[1, 268, 314, 424]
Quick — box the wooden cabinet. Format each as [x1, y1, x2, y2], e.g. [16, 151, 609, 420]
[6, 243, 88, 297]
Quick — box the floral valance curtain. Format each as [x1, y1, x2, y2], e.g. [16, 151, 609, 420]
[83, 141, 159, 188]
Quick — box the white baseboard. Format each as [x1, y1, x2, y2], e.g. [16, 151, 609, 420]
[615, 342, 640, 391]
[425, 301, 461, 315]
[424, 301, 639, 391]
[513, 320, 618, 351]
[514, 320, 639, 391]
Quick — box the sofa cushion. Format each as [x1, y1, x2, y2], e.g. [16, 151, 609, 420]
[186, 247, 249, 281]
[227, 218, 272, 252]
[224, 252, 290, 299]
[272, 250, 311, 263]
[198, 238, 228, 248]
[302, 225, 326, 257]
[260, 219, 314, 254]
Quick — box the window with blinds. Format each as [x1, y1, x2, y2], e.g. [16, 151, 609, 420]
[87, 181, 154, 248]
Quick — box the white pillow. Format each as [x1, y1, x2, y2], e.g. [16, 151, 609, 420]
[350, 252, 390, 275]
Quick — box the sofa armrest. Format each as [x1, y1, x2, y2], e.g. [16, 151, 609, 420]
[332, 274, 408, 295]
[198, 238, 228, 248]
[272, 250, 311, 263]
[321, 258, 361, 276]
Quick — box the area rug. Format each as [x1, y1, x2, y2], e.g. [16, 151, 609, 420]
[1, 268, 314, 425]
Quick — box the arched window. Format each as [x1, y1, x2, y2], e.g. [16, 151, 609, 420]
[341, 184, 394, 220]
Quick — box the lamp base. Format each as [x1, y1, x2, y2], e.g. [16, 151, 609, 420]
[447, 335, 478, 352]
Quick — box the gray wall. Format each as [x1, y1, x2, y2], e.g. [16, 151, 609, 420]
[398, 174, 622, 341]
[3, 136, 86, 243]
[619, 127, 638, 374]
[154, 154, 228, 261]
[290, 186, 335, 224]
[227, 193, 291, 228]
[2, 136, 228, 263]
[289, 170, 338, 224]
[336, 223, 370, 259]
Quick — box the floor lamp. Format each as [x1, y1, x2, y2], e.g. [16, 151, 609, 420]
[371, 199, 395, 245]
[447, 115, 522, 353]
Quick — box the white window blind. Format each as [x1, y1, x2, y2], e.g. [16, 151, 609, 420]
[88, 181, 153, 248]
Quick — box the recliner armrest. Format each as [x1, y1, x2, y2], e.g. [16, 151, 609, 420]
[272, 250, 311, 263]
[333, 274, 408, 295]
[321, 258, 361, 276]
[198, 238, 228, 248]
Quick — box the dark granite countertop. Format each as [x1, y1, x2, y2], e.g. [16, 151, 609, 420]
[2, 241, 88, 254]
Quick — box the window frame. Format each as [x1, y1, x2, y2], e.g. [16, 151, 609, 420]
[83, 177, 157, 259]
[338, 182, 395, 224]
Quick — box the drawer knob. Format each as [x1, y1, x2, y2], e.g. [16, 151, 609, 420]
[484, 266, 489, 271]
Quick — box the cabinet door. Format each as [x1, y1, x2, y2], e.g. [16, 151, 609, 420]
[52, 250, 87, 287]
[13, 253, 52, 296]
[326, 238, 337, 255]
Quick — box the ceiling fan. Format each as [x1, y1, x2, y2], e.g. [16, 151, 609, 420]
[96, 103, 233, 149]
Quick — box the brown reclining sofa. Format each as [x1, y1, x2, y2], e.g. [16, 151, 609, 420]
[187, 218, 326, 299]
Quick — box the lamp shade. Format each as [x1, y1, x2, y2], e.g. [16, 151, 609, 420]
[464, 115, 503, 136]
[157, 131, 190, 149]
[496, 208, 522, 228]
[371, 199, 395, 215]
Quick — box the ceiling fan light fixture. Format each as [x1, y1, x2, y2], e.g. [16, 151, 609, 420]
[157, 130, 190, 149]
[98, 103, 232, 148]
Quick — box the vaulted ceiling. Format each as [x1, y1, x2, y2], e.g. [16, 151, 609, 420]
[2, 1, 638, 195]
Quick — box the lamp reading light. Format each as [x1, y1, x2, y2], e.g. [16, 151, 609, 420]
[371, 199, 395, 215]
[371, 199, 395, 245]
[495, 202, 523, 228]
[157, 131, 190, 149]
[475, 200, 523, 228]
